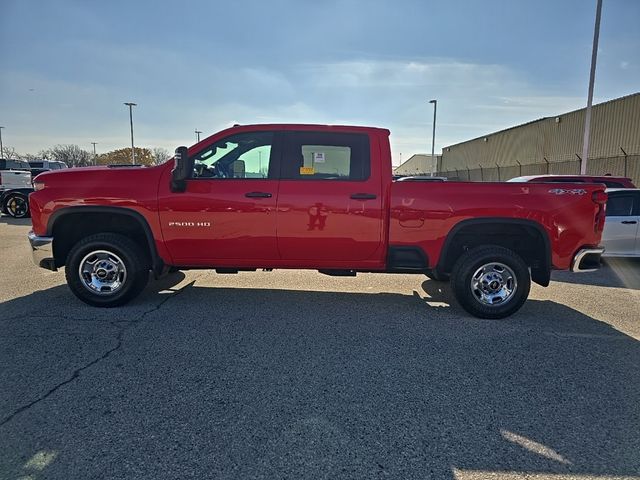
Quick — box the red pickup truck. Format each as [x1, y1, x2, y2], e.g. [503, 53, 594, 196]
[28, 124, 607, 318]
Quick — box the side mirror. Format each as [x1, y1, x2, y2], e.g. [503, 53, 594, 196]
[232, 160, 245, 178]
[170, 146, 194, 193]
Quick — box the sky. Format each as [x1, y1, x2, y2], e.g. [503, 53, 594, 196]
[1, 0, 639, 166]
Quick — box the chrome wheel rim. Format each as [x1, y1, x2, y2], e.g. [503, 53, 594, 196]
[78, 250, 127, 295]
[471, 262, 517, 306]
[8, 197, 27, 217]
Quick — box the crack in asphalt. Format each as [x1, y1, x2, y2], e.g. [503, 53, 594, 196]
[0, 280, 196, 428]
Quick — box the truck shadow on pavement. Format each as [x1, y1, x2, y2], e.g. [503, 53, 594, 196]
[1, 278, 639, 479]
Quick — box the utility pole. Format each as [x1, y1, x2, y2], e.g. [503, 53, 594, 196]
[429, 99, 437, 176]
[0, 126, 4, 159]
[581, 0, 603, 174]
[91, 142, 98, 166]
[124, 102, 137, 164]
[195, 129, 202, 142]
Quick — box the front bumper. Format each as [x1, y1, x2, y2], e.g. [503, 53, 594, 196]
[28, 231, 57, 271]
[570, 247, 605, 273]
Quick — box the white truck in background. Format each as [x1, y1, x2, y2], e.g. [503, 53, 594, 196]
[0, 159, 33, 218]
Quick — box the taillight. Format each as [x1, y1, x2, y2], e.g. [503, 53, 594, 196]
[592, 190, 607, 233]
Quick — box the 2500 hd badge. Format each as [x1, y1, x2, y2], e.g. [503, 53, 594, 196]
[168, 221, 211, 227]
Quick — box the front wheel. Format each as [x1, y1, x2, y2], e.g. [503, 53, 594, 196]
[4, 193, 30, 218]
[65, 233, 149, 307]
[450, 246, 530, 319]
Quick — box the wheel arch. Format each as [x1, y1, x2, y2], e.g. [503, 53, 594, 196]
[437, 217, 552, 287]
[47, 206, 163, 274]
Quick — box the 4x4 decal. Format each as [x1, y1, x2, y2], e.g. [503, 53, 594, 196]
[548, 188, 588, 195]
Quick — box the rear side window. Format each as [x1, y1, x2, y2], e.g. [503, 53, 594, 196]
[606, 194, 635, 216]
[281, 132, 370, 181]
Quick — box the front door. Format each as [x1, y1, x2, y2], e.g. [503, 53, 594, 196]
[158, 130, 281, 265]
[275, 130, 384, 267]
[602, 191, 639, 256]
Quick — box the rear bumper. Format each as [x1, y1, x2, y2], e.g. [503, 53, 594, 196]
[28, 231, 57, 271]
[570, 247, 605, 273]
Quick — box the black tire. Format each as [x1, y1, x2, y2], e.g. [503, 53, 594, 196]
[65, 233, 149, 307]
[4, 193, 30, 218]
[450, 246, 530, 319]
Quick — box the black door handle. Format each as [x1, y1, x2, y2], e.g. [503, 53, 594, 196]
[245, 192, 272, 198]
[621, 220, 638, 224]
[350, 193, 377, 200]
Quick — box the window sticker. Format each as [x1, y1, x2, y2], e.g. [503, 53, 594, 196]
[313, 152, 326, 163]
[300, 166, 315, 175]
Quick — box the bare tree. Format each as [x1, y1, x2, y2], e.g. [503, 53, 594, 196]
[1, 146, 20, 159]
[20, 151, 43, 162]
[40, 145, 93, 167]
[151, 147, 172, 165]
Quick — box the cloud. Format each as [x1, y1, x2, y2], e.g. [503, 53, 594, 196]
[0, 54, 593, 164]
[298, 60, 518, 89]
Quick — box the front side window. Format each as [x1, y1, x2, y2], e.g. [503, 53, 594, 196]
[282, 132, 370, 181]
[192, 131, 274, 179]
[606, 194, 635, 217]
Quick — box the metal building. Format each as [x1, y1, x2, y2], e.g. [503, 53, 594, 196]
[437, 92, 640, 183]
[394, 154, 440, 176]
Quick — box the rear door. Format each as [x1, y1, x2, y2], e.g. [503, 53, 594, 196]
[602, 191, 639, 255]
[275, 130, 384, 266]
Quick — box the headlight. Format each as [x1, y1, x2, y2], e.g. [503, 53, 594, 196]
[33, 181, 46, 191]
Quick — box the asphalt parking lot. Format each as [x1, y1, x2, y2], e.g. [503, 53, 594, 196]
[1, 215, 639, 480]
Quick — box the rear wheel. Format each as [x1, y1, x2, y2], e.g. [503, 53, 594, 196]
[65, 233, 149, 307]
[4, 193, 30, 218]
[450, 246, 530, 319]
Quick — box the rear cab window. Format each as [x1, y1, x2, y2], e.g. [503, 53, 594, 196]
[0, 159, 30, 170]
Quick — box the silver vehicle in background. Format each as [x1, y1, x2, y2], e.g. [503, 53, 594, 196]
[602, 188, 640, 257]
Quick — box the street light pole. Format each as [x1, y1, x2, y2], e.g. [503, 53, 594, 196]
[429, 99, 437, 176]
[91, 142, 98, 166]
[0, 126, 4, 159]
[124, 102, 137, 164]
[581, 0, 603, 174]
[195, 130, 202, 142]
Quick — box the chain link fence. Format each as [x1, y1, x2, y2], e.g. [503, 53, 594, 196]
[436, 154, 640, 185]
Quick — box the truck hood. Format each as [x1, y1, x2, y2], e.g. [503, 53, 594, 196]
[34, 164, 155, 181]
[34, 163, 168, 206]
